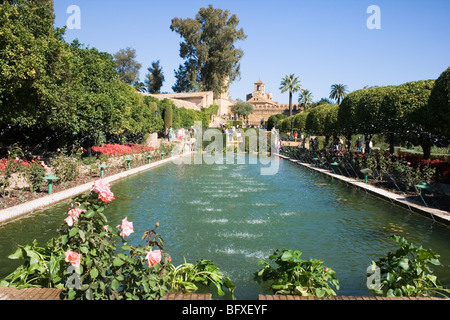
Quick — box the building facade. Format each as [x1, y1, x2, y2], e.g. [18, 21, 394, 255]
[246, 80, 301, 126]
[142, 79, 301, 127]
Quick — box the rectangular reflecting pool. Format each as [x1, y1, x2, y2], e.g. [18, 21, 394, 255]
[1, 154, 449, 300]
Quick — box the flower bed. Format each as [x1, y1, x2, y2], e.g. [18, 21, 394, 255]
[0, 143, 170, 210]
[91, 144, 154, 157]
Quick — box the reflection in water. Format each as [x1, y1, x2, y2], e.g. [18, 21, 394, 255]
[0, 155, 449, 300]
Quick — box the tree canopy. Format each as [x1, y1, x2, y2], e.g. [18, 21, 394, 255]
[0, 0, 204, 152]
[427, 67, 450, 136]
[231, 100, 254, 120]
[113, 47, 142, 85]
[280, 74, 302, 117]
[329, 84, 349, 104]
[145, 60, 165, 94]
[170, 5, 247, 98]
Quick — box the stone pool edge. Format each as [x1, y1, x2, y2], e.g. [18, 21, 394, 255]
[277, 154, 450, 227]
[0, 152, 191, 226]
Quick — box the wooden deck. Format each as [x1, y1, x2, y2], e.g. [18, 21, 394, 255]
[0, 287, 444, 300]
[0, 287, 64, 300]
[162, 293, 213, 300]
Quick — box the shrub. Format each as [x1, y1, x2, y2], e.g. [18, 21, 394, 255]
[255, 249, 339, 298]
[51, 153, 79, 183]
[0, 179, 235, 300]
[25, 160, 47, 192]
[368, 235, 450, 298]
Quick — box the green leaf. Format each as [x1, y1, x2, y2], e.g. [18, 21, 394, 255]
[90, 268, 99, 279]
[315, 288, 325, 298]
[398, 258, 409, 270]
[98, 212, 108, 223]
[78, 229, 86, 242]
[85, 209, 95, 218]
[113, 257, 125, 267]
[69, 227, 78, 237]
[8, 247, 26, 260]
[111, 279, 120, 290]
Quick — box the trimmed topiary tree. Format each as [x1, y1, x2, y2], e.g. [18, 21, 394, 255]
[427, 67, 450, 137]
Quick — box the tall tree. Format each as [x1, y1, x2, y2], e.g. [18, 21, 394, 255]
[164, 103, 173, 130]
[427, 67, 450, 137]
[231, 100, 254, 121]
[113, 47, 142, 85]
[329, 84, 348, 104]
[145, 60, 165, 94]
[170, 5, 247, 98]
[298, 89, 313, 110]
[280, 74, 302, 117]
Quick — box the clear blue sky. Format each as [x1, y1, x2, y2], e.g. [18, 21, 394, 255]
[53, 0, 450, 104]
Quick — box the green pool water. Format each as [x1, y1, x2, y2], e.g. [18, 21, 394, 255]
[1, 154, 449, 300]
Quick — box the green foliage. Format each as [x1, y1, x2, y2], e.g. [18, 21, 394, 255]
[368, 235, 450, 298]
[145, 60, 165, 94]
[231, 100, 254, 120]
[0, 1, 164, 150]
[256, 249, 339, 298]
[25, 161, 46, 193]
[267, 113, 286, 130]
[293, 112, 308, 133]
[164, 103, 173, 130]
[113, 47, 142, 85]
[361, 154, 436, 191]
[0, 181, 235, 300]
[50, 150, 80, 183]
[168, 259, 236, 300]
[427, 67, 450, 136]
[298, 89, 314, 110]
[0, 238, 65, 289]
[329, 84, 348, 104]
[170, 5, 247, 98]
[305, 104, 339, 136]
[280, 74, 302, 116]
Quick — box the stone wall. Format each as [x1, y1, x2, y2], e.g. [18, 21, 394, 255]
[247, 104, 302, 126]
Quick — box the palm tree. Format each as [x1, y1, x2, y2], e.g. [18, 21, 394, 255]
[329, 84, 348, 104]
[298, 89, 313, 110]
[280, 74, 302, 116]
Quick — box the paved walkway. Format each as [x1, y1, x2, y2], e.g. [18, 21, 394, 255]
[278, 154, 450, 226]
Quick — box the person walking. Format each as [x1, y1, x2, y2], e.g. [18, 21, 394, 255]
[356, 137, 362, 153]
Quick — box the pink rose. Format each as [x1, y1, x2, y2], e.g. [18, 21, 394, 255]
[325, 267, 329, 272]
[65, 203, 87, 226]
[64, 216, 74, 227]
[116, 217, 134, 237]
[103, 225, 110, 237]
[68, 206, 87, 219]
[65, 250, 81, 268]
[145, 250, 162, 266]
[93, 179, 115, 203]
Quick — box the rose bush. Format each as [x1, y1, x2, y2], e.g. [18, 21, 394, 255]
[0, 178, 236, 300]
[92, 144, 154, 157]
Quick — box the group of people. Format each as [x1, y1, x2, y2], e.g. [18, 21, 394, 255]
[163, 126, 198, 152]
[223, 126, 243, 143]
[292, 132, 374, 154]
